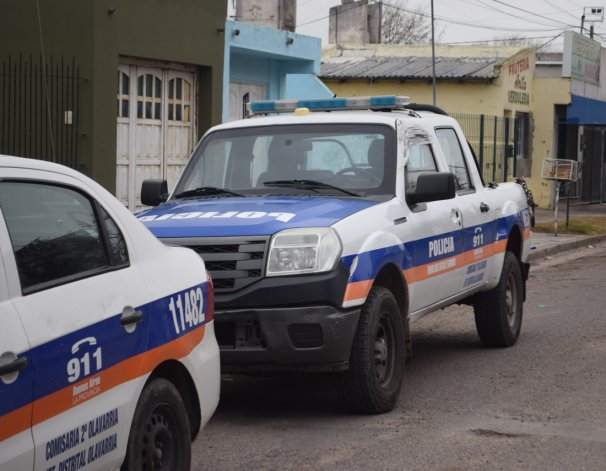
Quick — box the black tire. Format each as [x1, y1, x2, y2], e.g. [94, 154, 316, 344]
[336, 286, 406, 414]
[473, 251, 524, 347]
[122, 378, 191, 471]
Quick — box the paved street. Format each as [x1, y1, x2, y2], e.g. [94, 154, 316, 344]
[193, 244, 606, 470]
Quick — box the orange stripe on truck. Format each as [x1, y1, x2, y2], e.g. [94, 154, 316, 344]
[343, 239, 508, 303]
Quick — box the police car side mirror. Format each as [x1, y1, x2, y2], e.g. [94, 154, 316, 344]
[407, 172, 456, 205]
[141, 179, 168, 207]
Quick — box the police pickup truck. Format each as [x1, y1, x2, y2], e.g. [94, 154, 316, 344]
[0, 156, 219, 470]
[139, 96, 533, 414]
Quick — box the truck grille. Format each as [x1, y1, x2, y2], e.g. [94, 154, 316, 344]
[160, 236, 269, 292]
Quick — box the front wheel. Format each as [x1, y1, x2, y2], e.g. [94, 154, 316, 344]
[473, 250, 524, 347]
[336, 286, 406, 414]
[122, 378, 191, 471]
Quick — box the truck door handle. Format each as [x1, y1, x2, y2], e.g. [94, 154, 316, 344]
[450, 208, 462, 225]
[0, 356, 28, 376]
[120, 309, 144, 326]
[480, 202, 490, 213]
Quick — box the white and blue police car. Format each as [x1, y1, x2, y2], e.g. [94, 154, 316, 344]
[0, 156, 219, 470]
[138, 96, 534, 414]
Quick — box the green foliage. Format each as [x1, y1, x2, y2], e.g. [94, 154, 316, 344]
[533, 217, 606, 235]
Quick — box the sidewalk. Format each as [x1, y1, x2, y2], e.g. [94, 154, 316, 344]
[528, 203, 606, 262]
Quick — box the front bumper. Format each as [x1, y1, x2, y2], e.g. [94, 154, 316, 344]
[215, 305, 360, 373]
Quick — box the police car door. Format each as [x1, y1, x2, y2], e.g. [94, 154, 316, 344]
[0, 207, 34, 470]
[0, 177, 149, 471]
[403, 141, 463, 312]
[435, 127, 495, 293]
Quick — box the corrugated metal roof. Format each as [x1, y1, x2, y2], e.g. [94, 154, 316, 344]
[320, 56, 500, 80]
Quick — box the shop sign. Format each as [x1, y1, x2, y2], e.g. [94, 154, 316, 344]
[563, 30, 601, 85]
[506, 55, 531, 106]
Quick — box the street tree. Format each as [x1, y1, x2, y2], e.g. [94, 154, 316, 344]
[381, 0, 439, 44]
[485, 34, 554, 51]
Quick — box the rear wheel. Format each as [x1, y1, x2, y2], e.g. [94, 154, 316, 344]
[122, 378, 191, 471]
[336, 286, 406, 414]
[473, 251, 523, 347]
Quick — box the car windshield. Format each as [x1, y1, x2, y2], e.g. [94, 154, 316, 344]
[172, 124, 397, 199]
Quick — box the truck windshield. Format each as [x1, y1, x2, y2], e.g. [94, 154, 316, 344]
[172, 124, 397, 198]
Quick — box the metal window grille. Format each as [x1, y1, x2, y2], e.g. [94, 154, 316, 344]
[1, 54, 81, 168]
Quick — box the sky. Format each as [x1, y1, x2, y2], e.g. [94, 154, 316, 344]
[289, 0, 606, 50]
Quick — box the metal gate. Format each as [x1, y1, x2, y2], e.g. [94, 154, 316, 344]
[580, 126, 606, 203]
[117, 63, 196, 211]
[0, 54, 81, 166]
[451, 112, 531, 184]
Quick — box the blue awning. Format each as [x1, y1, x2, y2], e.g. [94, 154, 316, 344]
[567, 94, 606, 125]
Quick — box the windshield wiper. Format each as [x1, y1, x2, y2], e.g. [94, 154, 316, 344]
[173, 186, 245, 199]
[263, 179, 361, 197]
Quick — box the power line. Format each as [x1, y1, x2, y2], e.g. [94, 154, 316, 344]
[383, 0, 568, 33]
[441, 33, 559, 45]
[297, 0, 360, 27]
[489, 0, 578, 28]
[540, 0, 580, 23]
[470, 0, 574, 28]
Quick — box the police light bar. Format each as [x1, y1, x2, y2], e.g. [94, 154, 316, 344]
[247, 96, 411, 116]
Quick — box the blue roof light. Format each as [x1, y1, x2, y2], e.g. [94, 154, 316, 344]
[298, 98, 348, 109]
[247, 95, 411, 116]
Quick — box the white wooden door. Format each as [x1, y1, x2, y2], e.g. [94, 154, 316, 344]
[116, 64, 196, 211]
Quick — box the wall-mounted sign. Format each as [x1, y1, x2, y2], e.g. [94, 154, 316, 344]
[504, 54, 532, 107]
[563, 30, 601, 85]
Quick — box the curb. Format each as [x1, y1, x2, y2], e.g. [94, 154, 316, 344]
[527, 234, 606, 263]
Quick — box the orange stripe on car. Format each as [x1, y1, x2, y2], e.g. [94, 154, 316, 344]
[0, 325, 206, 440]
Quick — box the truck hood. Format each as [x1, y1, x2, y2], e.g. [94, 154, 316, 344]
[137, 196, 377, 238]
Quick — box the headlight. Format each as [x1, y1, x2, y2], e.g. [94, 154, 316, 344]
[266, 228, 342, 276]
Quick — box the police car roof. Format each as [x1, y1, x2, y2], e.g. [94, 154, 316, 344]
[213, 108, 458, 132]
[1, 155, 78, 175]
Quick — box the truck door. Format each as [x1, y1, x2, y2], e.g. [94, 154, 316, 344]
[435, 127, 496, 292]
[403, 142, 464, 312]
[0, 179, 149, 470]
[0, 207, 34, 470]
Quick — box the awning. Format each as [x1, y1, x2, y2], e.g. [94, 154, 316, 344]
[566, 94, 606, 125]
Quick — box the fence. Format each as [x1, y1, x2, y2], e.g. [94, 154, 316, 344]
[452, 112, 517, 184]
[0, 54, 82, 168]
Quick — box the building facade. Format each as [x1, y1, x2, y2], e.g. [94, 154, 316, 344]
[224, 19, 333, 122]
[321, 40, 606, 209]
[321, 44, 538, 194]
[0, 0, 227, 210]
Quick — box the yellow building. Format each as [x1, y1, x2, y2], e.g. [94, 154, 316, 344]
[321, 43, 573, 208]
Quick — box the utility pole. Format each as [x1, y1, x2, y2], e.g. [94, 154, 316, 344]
[431, 0, 436, 106]
[582, 6, 604, 36]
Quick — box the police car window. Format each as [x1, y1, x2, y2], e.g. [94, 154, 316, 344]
[405, 143, 437, 192]
[0, 182, 112, 293]
[435, 127, 473, 192]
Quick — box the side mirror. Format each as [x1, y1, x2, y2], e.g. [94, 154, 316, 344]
[407, 172, 456, 205]
[141, 179, 168, 207]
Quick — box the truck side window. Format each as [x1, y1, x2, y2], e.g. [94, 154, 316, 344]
[405, 143, 437, 192]
[0, 181, 121, 293]
[435, 127, 473, 192]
